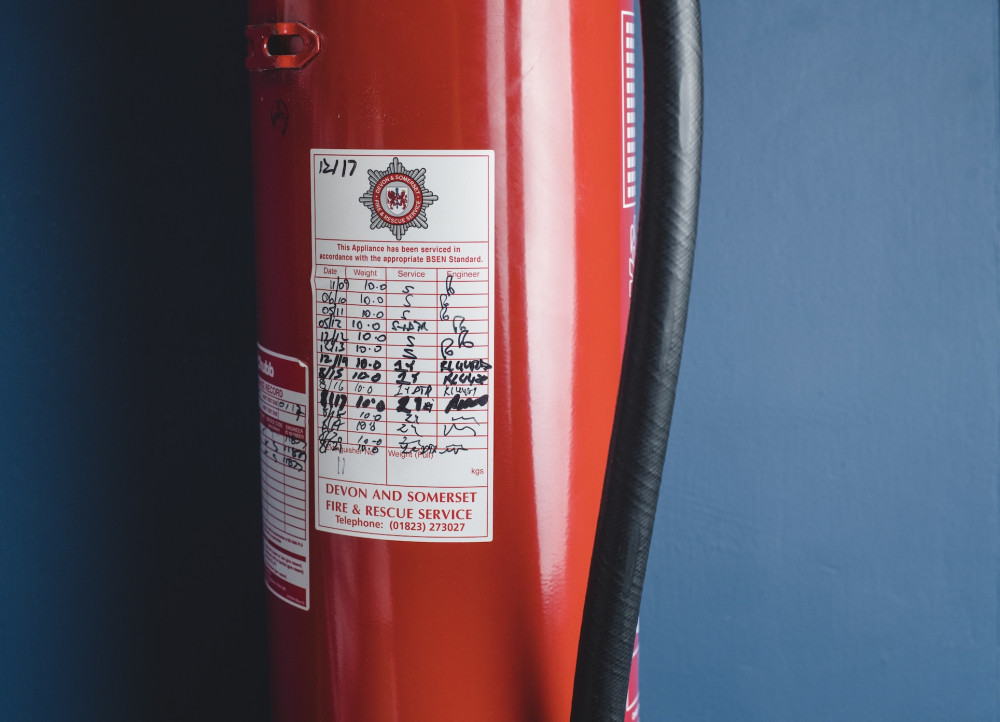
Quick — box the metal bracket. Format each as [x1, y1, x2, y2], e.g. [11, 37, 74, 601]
[245, 23, 320, 71]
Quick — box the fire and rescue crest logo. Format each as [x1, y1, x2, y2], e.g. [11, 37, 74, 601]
[359, 157, 439, 240]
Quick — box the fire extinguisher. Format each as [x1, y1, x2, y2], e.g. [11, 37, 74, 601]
[247, 0, 701, 719]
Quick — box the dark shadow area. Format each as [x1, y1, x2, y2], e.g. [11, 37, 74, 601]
[2, 2, 270, 720]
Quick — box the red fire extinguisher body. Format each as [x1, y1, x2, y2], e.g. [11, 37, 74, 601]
[249, 1, 637, 719]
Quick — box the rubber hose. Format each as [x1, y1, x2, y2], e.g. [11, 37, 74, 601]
[569, 1, 702, 720]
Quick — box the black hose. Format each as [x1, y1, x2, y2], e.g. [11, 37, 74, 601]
[570, 1, 702, 720]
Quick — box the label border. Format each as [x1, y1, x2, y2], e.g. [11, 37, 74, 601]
[310, 149, 495, 543]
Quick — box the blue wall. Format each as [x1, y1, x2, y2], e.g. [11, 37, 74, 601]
[2, 1, 997, 720]
[642, 1, 1000, 719]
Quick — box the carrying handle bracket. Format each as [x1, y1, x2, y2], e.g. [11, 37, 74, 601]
[245, 22, 320, 71]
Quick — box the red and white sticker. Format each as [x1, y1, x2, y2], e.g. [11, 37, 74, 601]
[621, 11, 638, 209]
[620, 9, 640, 347]
[258, 346, 310, 609]
[311, 150, 495, 542]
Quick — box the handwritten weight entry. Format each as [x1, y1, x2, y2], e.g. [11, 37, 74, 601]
[317, 264, 491, 456]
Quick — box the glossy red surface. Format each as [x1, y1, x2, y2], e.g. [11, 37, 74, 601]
[249, 2, 634, 719]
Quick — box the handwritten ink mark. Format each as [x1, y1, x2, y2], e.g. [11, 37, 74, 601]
[452, 316, 475, 349]
[318, 158, 357, 177]
[444, 394, 489, 414]
[270, 100, 289, 136]
[442, 413, 480, 437]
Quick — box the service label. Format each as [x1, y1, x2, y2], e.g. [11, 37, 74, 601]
[258, 345, 310, 608]
[311, 150, 495, 542]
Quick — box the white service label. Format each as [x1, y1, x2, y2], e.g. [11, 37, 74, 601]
[258, 345, 310, 609]
[311, 150, 495, 542]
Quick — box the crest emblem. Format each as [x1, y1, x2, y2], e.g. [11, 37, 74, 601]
[359, 157, 439, 240]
